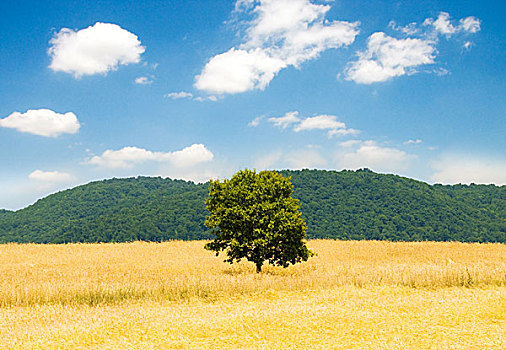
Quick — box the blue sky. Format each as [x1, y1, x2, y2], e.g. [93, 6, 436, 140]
[1, 0, 505, 209]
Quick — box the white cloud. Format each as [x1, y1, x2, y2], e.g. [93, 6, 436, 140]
[195, 0, 359, 94]
[207, 95, 219, 102]
[431, 155, 506, 185]
[388, 21, 420, 36]
[337, 140, 414, 172]
[459, 17, 481, 33]
[268, 111, 301, 129]
[425, 12, 456, 35]
[347, 12, 481, 84]
[165, 91, 218, 102]
[268, 111, 358, 137]
[328, 128, 360, 137]
[88, 147, 156, 168]
[167, 144, 215, 168]
[293, 114, 345, 132]
[165, 91, 194, 99]
[242, 0, 359, 66]
[195, 48, 287, 94]
[345, 32, 436, 84]
[424, 12, 481, 36]
[194, 95, 219, 102]
[135, 76, 153, 85]
[29, 170, 75, 183]
[248, 116, 263, 127]
[404, 139, 422, 145]
[0, 109, 80, 137]
[87, 144, 213, 169]
[48, 22, 145, 78]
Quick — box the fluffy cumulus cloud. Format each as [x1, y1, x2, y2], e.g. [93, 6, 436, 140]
[49, 22, 145, 77]
[0, 109, 80, 137]
[337, 140, 414, 173]
[345, 33, 436, 84]
[195, 0, 359, 94]
[29, 170, 75, 183]
[347, 12, 481, 84]
[268, 111, 358, 137]
[195, 48, 286, 94]
[87, 144, 213, 169]
[168, 144, 215, 168]
[430, 155, 506, 185]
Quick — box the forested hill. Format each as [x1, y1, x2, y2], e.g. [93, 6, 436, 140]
[0, 169, 504, 243]
[281, 169, 505, 242]
[0, 177, 210, 243]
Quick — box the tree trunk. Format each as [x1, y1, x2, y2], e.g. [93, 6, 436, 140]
[256, 262, 262, 273]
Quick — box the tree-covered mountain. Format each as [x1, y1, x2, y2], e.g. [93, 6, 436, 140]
[0, 169, 504, 243]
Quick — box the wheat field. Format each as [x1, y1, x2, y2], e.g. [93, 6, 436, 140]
[1, 240, 505, 349]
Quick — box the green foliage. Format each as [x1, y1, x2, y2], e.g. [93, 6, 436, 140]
[0, 177, 211, 243]
[0, 169, 504, 244]
[204, 169, 313, 272]
[281, 169, 505, 243]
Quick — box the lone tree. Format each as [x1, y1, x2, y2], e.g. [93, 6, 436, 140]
[204, 169, 313, 273]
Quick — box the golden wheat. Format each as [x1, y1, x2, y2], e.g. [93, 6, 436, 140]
[0, 286, 504, 349]
[1, 240, 505, 349]
[0, 240, 505, 307]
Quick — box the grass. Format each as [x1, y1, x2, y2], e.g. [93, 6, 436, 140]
[0, 240, 505, 349]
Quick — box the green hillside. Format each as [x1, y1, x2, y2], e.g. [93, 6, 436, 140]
[0, 177, 210, 243]
[282, 169, 505, 242]
[0, 169, 504, 243]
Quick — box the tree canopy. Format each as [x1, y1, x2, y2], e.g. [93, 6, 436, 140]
[204, 169, 313, 272]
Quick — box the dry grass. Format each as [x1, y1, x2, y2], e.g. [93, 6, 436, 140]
[0, 240, 505, 349]
[1, 240, 504, 307]
[1, 287, 504, 349]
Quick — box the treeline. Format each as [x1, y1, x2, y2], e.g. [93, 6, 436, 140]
[0, 169, 504, 243]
